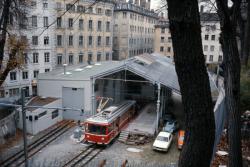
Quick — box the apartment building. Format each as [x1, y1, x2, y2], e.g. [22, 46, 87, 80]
[153, 18, 173, 60]
[0, 0, 56, 98]
[54, 0, 114, 66]
[0, 0, 115, 99]
[154, 13, 222, 65]
[113, 2, 158, 60]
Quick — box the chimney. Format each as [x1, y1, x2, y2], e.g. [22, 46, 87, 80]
[63, 64, 67, 74]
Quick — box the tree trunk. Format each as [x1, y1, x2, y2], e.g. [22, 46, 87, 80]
[0, 0, 11, 70]
[243, 1, 250, 67]
[166, 1, 215, 167]
[0, 0, 11, 71]
[215, 1, 243, 167]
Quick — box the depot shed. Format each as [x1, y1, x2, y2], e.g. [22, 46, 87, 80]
[38, 53, 219, 128]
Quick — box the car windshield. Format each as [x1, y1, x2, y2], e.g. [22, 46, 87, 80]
[87, 124, 106, 135]
[156, 136, 168, 142]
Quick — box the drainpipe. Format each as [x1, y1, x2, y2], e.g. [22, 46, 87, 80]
[91, 78, 96, 116]
[156, 83, 161, 134]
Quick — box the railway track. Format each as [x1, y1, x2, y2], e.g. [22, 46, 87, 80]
[63, 145, 104, 167]
[0, 120, 75, 167]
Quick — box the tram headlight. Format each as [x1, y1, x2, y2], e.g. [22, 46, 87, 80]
[87, 135, 90, 138]
[101, 137, 104, 140]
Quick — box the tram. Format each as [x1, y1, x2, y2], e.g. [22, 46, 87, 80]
[84, 100, 136, 145]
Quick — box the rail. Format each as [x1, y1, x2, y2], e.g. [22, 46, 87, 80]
[0, 120, 74, 167]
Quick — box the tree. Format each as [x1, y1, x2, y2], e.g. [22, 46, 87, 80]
[215, 0, 243, 166]
[0, 0, 28, 86]
[166, 0, 215, 166]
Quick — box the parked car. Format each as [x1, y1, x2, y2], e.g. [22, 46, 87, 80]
[153, 131, 173, 152]
[163, 120, 179, 133]
[177, 130, 185, 149]
[164, 113, 176, 123]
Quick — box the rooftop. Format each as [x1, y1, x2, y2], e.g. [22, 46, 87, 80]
[27, 96, 59, 111]
[38, 53, 219, 99]
[114, 3, 158, 18]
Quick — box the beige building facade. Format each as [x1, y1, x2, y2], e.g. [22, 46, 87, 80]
[113, 3, 158, 60]
[154, 19, 173, 60]
[54, 0, 114, 66]
[154, 13, 222, 65]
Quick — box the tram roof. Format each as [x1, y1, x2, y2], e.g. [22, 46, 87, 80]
[85, 100, 136, 124]
[39, 53, 219, 99]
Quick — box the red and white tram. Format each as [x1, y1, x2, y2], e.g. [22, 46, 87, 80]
[84, 100, 136, 145]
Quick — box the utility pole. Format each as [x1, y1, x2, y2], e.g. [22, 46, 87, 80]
[21, 88, 28, 167]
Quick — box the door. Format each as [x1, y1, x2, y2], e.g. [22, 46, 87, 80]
[62, 87, 85, 120]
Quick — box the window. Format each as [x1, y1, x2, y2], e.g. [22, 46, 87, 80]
[205, 35, 209, 40]
[218, 55, 223, 62]
[79, 19, 83, 30]
[68, 18, 73, 28]
[88, 20, 93, 30]
[161, 37, 164, 43]
[97, 8, 102, 14]
[168, 37, 172, 42]
[43, 2, 48, 9]
[88, 36, 93, 46]
[52, 110, 59, 119]
[23, 53, 28, 64]
[38, 111, 47, 118]
[106, 21, 110, 32]
[97, 53, 101, 62]
[97, 21, 102, 31]
[66, 4, 75, 12]
[88, 53, 92, 62]
[160, 46, 164, 52]
[32, 36, 38, 45]
[161, 28, 165, 33]
[10, 72, 16, 81]
[204, 45, 208, 51]
[123, 12, 127, 18]
[0, 90, 4, 98]
[57, 54, 62, 65]
[105, 9, 111, 16]
[57, 17, 62, 28]
[88, 7, 93, 13]
[69, 55, 73, 64]
[79, 35, 83, 46]
[211, 35, 215, 40]
[210, 45, 215, 51]
[44, 52, 50, 62]
[106, 36, 110, 46]
[167, 47, 171, 52]
[44, 36, 49, 45]
[31, 1, 36, 7]
[33, 53, 39, 63]
[43, 17, 48, 27]
[68, 35, 73, 46]
[9, 88, 19, 97]
[32, 15, 37, 27]
[33, 70, 39, 78]
[97, 36, 101, 46]
[77, 5, 84, 12]
[45, 69, 50, 72]
[79, 54, 83, 63]
[106, 52, 109, 60]
[57, 35, 62, 46]
[209, 55, 213, 61]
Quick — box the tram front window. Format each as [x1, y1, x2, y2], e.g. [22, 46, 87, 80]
[88, 124, 106, 135]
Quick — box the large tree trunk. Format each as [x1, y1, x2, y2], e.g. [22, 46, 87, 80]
[0, 0, 11, 70]
[215, 1, 243, 167]
[166, 0, 215, 166]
